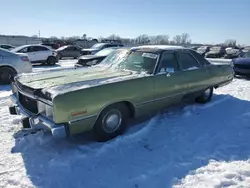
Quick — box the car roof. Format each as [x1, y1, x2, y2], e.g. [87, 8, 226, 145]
[131, 45, 186, 53]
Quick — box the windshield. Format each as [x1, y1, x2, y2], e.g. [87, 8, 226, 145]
[243, 52, 250, 58]
[11, 45, 27, 53]
[99, 49, 158, 74]
[95, 48, 116, 56]
[91, 43, 105, 50]
[210, 47, 221, 52]
[57, 46, 68, 50]
[197, 46, 207, 51]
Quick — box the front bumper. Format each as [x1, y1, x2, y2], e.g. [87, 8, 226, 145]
[9, 94, 67, 138]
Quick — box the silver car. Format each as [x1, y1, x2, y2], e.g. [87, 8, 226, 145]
[0, 48, 32, 84]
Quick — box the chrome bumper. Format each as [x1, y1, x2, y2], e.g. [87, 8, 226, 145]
[9, 94, 67, 138]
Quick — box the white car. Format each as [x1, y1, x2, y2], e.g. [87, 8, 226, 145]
[0, 48, 32, 84]
[11, 44, 58, 65]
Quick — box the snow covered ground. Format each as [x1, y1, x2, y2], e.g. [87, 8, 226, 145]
[1, 59, 250, 188]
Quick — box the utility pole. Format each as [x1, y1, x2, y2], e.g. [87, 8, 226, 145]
[38, 30, 40, 38]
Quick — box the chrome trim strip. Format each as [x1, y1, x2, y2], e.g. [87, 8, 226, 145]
[14, 82, 53, 106]
[135, 92, 183, 107]
[69, 114, 98, 124]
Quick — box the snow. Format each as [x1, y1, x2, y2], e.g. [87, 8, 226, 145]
[1, 60, 250, 188]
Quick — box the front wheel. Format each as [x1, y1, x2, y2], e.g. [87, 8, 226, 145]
[0, 67, 16, 85]
[94, 104, 129, 142]
[47, 56, 56, 65]
[195, 88, 213, 103]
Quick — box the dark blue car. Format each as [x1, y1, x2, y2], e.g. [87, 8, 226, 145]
[233, 51, 250, 76]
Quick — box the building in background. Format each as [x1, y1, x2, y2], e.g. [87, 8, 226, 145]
[0, 35, 42, 47]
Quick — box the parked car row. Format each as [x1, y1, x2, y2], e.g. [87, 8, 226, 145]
[196, 45, 250, 59]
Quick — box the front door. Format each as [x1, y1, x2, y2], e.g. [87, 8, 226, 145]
[153, 51, 185, 109]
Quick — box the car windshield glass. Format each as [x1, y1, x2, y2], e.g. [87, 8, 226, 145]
[210, 47, 221, 52]
[98, 49, 158, 74]
[11, 45, 27, 52]
[197, 46, 207, 51]
[91, 43, 105, 50]
[57, 46, 68, 50]
[243, 52, 250, 58]
[95, 48, 116, 56]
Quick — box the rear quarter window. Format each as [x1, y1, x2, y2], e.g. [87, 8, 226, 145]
[188, 50, 211, 66]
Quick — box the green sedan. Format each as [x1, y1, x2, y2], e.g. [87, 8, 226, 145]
[9, 45, 234, 141]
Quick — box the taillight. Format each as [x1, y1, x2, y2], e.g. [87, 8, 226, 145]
[21, 56, 29, 61]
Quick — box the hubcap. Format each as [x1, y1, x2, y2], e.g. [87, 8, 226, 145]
[102, 109, 122, 133]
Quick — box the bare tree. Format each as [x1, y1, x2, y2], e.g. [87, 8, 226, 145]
[180, 33, 191, 44]
[151, 35, 169, 44]
[225, 39, 236, 47]
[135, 34, 150, 44]
[173, 35, 182, 44]
[108, 34, 121, 40]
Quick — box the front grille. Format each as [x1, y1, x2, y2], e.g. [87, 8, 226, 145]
[234, 64, 250, 69]
[18, 92, 38, 114]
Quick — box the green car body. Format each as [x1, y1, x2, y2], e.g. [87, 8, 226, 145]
[9, 45, 234, 140]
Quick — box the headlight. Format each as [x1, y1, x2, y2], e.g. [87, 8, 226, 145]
[38, 101, 54, 120]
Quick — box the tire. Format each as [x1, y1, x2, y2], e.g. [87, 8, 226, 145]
[47, 56, 56, 65]
[0, 67, 16, 85]
[195, 87, 213, 104]
[94, 103, 129, 142]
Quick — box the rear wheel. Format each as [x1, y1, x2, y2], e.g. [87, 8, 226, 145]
[0, 67, 16, 85]
[94, 103, 129, 141]
[47, 56, 56, 65]
[195, 88, 213, 103]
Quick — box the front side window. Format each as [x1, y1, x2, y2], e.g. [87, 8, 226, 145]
[18, 47, 29, 53]
[157, 52, 179, 74]
[176, 52, 201, 71]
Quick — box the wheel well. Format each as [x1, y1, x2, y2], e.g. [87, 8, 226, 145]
[98, 101, 136, 119]
[47, 56, 56, 60]
[0, 65, 17, 74]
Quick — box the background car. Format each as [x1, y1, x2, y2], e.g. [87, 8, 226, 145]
[232, 51, 250, 77]
[11, 44, 58, 65]
[75, 47, 123, 67]
[0, 48, 32, 84]
[196, 46, 210, 56]
[41, 43, 60, 49]
[56, 45, 82, 59]
[205, 46, 226, 58]
[80, 42, 124, 55]
[0, 44, 15, 50]
[224, 47, 242, 59]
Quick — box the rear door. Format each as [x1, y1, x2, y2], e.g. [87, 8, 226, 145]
[33, 46, 50, 61]
[175, 50, 211, 94]
[153, 51, 185, 108]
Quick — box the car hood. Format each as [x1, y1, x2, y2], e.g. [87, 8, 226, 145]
[81, 48, 98, 52]
[206, 51, 220, 55]
[233, 58, 250, 65]
[16, 66, 147, 98]
[78, 55, 104, 60]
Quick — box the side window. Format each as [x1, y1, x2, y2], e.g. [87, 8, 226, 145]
[67, 46, 74, 51]
[176, 52, 201, 71]
[32, 46, 49, 52]
[188, 50, 210, 66]
[157, 52, 179, 73]
[18, 47, 29, 53]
